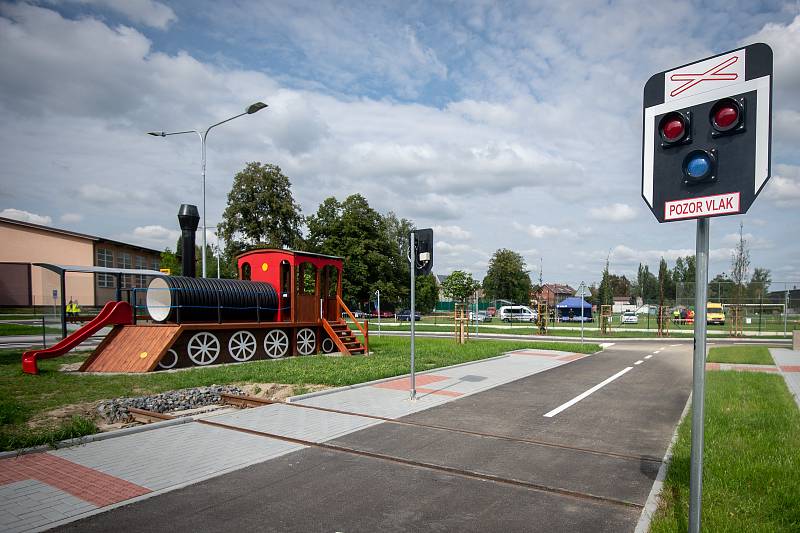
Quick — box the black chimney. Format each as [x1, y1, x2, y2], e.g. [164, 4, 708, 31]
[178, 204, 200, 278]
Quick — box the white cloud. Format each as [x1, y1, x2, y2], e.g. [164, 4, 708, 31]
[763, 164, 800, 207]
[433, 225, 471, 240]
[513, 222, 574, 239]
[589, 203, 637, 222]
[0, 208, 52, 225]
[721, 232, 773, 251]
[60, 213, 83, 223]
[62, 0, 177, 29]
[120, 224, 179, 249]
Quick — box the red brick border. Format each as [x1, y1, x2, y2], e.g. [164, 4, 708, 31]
[0, 453, 150, 507]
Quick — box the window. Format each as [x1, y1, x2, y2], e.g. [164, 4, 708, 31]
[297, 262, 317, 294]
[96, 248, 114, 288]
[117, 252, 132, 288]
[135, 256, 147, 287]
[241, 262, 251, 281]
[151, 258, 160, 271]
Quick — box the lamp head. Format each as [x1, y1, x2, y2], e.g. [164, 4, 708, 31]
[246, 102, 268, 114]
[147, 131, 166, 137]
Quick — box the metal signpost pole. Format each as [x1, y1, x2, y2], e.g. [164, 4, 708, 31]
[409, 231, 417, 400]
[579, 282, 585, 346]
[689, 217, 710, 533]
[376, 289, 381, 337]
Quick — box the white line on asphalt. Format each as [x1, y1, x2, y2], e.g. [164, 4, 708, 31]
[645, 355, 653, 359]
[543, 367, 634, 418]
[634, 360, 644, 365]
[654, 350, 661, 354]
[670, 344, 681, 347]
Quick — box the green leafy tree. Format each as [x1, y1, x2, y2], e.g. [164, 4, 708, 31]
[218, 162, 304, 265]
[482, 249, 533, 303]
[441, 270, 480, 304]
[160, 247, 181, 275]
[748, 267, 771, 300]
[597, 257, 612, 307]
[306, 194, 407, 308]
[415, 274, 438, 313]
[730, 222, 751, 304]
[658, 257, 674, 306]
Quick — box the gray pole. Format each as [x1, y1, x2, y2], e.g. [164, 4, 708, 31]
[785, 287, 789, 338]
[376, 289, 381, 337]
[689, 217, 710, 533]
[580, 282, 585, 346]
[475, 291, 479, 337]
[410, 231, 417, 400]
[200, 132, 207, 278]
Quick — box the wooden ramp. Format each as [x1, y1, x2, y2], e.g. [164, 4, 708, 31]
[80, 325, 182, 373]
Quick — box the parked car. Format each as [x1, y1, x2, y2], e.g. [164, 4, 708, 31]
[375, 310, 394, 319]
[621, 311, 639, 324]
[396, 309, 421, 321]
[351, 309, 368, 318]
[469, 311, 492, 323]
[498, 305, 537, 322]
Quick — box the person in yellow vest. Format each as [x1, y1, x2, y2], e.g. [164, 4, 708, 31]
[66, 299, 75, 323]
[72, 299, 81, 323]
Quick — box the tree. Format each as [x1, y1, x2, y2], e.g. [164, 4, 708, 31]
[160, 247, 180, 275]
[658, 257, 673, 307]
[633, 262, 659, 303]
[608, 274, 631, 298]
[597, 257, 612, 307]
[441, 271, 480, 304]
[709, 273, 733, 302]
[748, 267, 771, 300]
[218, 162, 304, 263]
[306, 194, 407, 308]
[482, 249, 533, 303]
[415, 274, 438, 313]
[730, 222, 750, 304]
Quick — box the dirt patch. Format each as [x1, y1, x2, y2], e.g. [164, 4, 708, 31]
[28, 400, 102, 430]
[238, 383, 330, 401]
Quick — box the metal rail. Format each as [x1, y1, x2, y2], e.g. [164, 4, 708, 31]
[196, 416, 644, 510]
[219, 393, 662, 465]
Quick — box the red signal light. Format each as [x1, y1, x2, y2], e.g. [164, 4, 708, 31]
[710, 97, 744, 135]
[658, 111, 690, 146]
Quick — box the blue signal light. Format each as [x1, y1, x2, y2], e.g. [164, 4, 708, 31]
[682, 149, 716, 184]
[685, 153, 711, 178]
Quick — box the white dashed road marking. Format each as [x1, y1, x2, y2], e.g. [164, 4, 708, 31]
[634, 360, 644, 365]
[543, 367, 633, 418]
[644, 355, 653, 359]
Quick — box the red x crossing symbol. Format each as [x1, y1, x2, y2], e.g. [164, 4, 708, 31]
[669, 55, 739, 97]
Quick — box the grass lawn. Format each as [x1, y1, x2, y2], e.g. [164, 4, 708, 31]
[707, 345, 775, 365]
[373, 323, 701, 339]
[0, 323, 62, 336]
[649, 372, 800, 532]
[0, 336, 598, 452]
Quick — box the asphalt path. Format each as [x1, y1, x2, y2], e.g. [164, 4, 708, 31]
[56, 340, 694, 532]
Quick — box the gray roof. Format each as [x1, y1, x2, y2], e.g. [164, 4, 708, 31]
[34, 263, 166, 277]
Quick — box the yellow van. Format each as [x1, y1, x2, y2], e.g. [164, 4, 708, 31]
[706, 302, 725, 325]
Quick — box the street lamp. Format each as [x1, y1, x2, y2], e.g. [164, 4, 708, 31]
[147, 101, 268, 277]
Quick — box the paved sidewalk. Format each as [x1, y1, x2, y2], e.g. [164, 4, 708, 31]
[770, 348, 800, 408]
[0, 348, 582, 532]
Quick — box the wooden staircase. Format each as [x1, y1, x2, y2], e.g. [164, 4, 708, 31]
[323, 320, 367, 355]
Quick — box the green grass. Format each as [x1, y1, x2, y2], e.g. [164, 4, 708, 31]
[0, 337, 598, 451]
[707, 345, 775, 365]
[0, 323, 61, 336]
[650, 372, 800, 532]
[0, 416, 98, 452]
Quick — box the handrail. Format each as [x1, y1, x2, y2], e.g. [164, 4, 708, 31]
[321, 318, 350, 356]
[337, 296, 368, 340]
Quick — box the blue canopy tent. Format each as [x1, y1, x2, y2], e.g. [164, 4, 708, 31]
[556, 296, 592, 322]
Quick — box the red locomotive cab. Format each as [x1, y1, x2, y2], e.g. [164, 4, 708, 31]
[236, 249, 343, 324]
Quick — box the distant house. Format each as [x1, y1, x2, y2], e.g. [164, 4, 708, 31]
[435, 274, 452, 302]
[536, 284, 575, 307]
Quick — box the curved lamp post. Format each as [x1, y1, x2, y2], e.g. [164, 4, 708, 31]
[148, 101, 268, 277]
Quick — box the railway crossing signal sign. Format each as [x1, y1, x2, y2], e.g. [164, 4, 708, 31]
[642, 43, 773, 222]
[642, 43, 773, 533]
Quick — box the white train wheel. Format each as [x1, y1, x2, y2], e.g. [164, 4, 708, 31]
[321, 337, 336, 353]
[296, 328, 316, 355]
[158, 348, 178, 370]
[264, 329, 289, 359]
[228, 330, 257, 362]
[187, 332, 220, 366]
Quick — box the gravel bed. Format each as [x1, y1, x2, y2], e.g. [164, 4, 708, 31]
[97, 385, 245, 423]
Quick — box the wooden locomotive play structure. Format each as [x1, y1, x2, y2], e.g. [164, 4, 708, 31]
[22, 248, 368, 374]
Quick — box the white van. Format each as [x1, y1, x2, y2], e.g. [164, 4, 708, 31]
[498, 305, 537, 322]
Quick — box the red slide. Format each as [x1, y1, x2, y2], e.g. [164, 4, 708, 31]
[22, 301, 133, 375]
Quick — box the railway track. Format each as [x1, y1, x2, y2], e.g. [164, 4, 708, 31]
[128, 393, 655, 511]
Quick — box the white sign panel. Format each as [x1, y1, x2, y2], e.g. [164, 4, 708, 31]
[664, 192, 740, 221]
[665, 49, 745, 102]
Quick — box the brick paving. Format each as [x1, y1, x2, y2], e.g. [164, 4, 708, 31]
[770, 348, 800, 408]
[0, 347, 580, 532]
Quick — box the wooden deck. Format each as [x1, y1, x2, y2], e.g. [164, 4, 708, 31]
[80, 325, 182, 373]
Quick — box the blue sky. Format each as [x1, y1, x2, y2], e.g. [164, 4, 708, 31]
[1, 0, 798, 289]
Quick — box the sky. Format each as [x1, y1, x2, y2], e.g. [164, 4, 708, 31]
[1, 0, 798, 289]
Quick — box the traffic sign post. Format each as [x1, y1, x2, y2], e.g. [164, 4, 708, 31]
[642, 44, 773, 533]
[408, 229, 433, 401]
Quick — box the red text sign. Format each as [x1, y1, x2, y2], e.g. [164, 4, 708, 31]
[664, 192, 740, 221]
